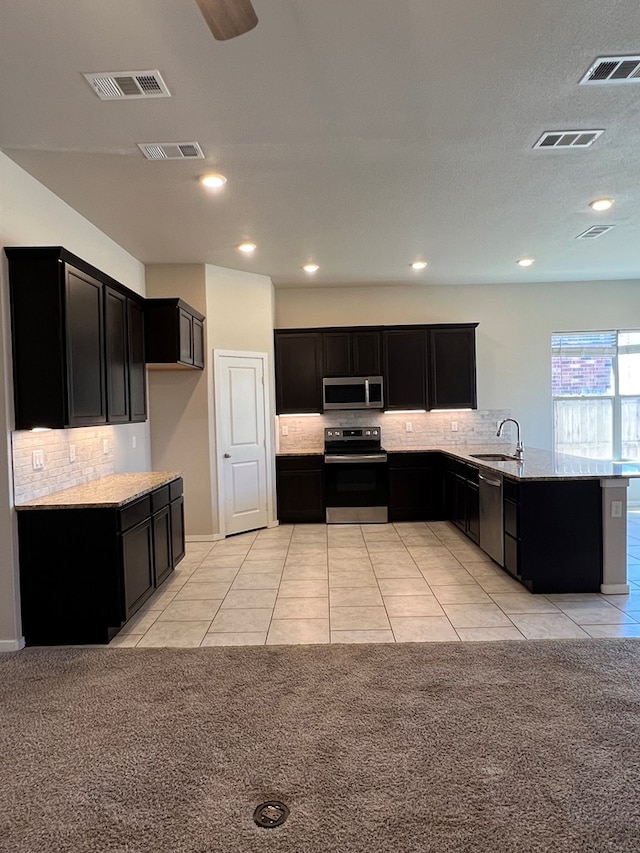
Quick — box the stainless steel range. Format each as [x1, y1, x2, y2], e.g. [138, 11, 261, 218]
[323, 426, 388, 524]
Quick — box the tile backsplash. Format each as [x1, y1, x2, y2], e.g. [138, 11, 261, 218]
[277, 409, 512, 453]
[12, 426, 116, 504]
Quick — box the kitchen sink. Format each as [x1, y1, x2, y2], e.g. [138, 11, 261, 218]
[470, 453, 520, 462]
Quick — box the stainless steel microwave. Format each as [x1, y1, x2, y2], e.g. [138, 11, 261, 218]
[322, 376, 384, 410]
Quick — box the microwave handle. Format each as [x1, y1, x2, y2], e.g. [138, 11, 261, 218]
[364, 378, 370, 405]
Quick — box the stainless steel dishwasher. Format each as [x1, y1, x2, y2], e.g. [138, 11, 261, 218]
[479, 471, 504, 565]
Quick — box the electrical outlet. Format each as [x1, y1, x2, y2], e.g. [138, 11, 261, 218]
[281, 424, 289, 436]
[103, 438, 109, 455]
[69, 444, 76, 462]
[32, 450, 44, 470]
[132, 435, 137, 449]
[451, 421, 458, 432]
[611, 500, 623, 518]
[405, 421, 413, 433]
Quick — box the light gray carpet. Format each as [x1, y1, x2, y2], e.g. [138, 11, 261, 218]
[2, 640, 640, 853]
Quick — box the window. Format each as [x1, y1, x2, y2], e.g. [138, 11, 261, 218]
[552, 330, 640, 460]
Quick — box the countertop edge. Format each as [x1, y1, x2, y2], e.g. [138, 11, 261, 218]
[276, 446, 637, 481]
[15, 471, 183, 510]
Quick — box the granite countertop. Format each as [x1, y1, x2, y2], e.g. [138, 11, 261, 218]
[15, 472, 182, 510]
[277, 445, 640, 481]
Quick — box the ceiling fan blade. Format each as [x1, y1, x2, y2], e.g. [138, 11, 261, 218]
[195, 0, 258, 41]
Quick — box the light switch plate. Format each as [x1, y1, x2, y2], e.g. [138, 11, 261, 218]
[281, 424, 289, 436]
[611, 500, 623, 518]
[103, 438, 109, 455]
[405, 421, 413, 432]
[69, 444, 76, 462]
[32, 450, 44, 470]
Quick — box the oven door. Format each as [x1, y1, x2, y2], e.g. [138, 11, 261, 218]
[324, 454, 388, 524]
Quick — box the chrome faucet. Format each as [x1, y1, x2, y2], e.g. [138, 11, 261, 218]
[497, 417, 524, 460]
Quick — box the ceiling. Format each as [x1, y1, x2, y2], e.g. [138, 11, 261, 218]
[1, 0, 640, 287]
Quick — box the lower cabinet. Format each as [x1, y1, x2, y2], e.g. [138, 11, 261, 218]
[388, 452, 442, 521]
[276, 455, 325, 523]
[502, 478, 602, 593]
[444, 459, 479, 542]
[17, 477, 185, 645]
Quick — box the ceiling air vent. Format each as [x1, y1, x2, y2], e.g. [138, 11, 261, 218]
[533, 130, 604, 149]
[580, 56, 640, 84]
[83, 70, 171, 99]
[137, 142, 205, 160]
[576, 225, 615, 239]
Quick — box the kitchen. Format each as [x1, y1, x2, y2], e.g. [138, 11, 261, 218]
[2, 2, 640, 650]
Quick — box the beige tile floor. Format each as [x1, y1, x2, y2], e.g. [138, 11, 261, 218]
[110, 516, 640, 647]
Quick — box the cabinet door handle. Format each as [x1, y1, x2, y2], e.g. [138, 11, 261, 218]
[224, 452, 231, 458]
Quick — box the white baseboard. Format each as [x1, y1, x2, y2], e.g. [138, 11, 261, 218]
[185, 534, 219, 542]
[601, 583, 630, 595]
[0, 637, 26, 652]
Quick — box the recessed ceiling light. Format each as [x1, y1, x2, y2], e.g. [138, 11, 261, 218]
[303, 263, 319, 273]
[589, 198, 614, 212]
[237, 242, 256, 253]
[199, 173, 227, 189]
[410, 261, 428, 271]
[517, 258, 535, 267]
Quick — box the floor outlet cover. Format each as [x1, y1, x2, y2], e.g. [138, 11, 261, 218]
[253, 801, 289, 828]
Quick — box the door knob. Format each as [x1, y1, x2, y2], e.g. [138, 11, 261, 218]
[224, 452, 231, 458]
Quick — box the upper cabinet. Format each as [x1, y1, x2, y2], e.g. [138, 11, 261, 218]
[144, 298, 205, 370]
[275, 331, 323, 414]
[428, 325, 477, 410]
[383, 328, 428, 411]
[323, 329, 381, 376]
[5, 246, 147, 430]
[275, 323, 478, 415]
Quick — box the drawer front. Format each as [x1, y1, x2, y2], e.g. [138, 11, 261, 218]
[503, 478, 519, 502]
[151, 485, 170, 512]
[276, 455, 323, 472]
[169, 477, 184, 501]
[388, 452, 437, 469]
[119, 495, 151, 532]
[504, 499, 518, 538]
[504, 533, 519, 577]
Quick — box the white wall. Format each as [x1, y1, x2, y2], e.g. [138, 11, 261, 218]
[275, 281, 640, 452]
[0, 152, 149, 649]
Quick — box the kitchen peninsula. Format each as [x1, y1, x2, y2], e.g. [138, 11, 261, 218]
[276, 444, 634, 597]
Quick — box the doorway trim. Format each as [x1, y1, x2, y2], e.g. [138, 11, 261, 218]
[212, 349, 276, 538]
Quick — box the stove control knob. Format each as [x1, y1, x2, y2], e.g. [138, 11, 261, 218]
[373, 430, 378, 436]
[365, 430, 371, 435]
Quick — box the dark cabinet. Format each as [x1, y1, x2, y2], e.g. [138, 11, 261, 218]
[122, 517, 155, 620]
[104, 288, 147, 424]
[429, 326, 477, 410]
[16, 477, 186, 645]
[144, 298, 206, 369]
[5, 246, 147, 430]
[275, 332, 323, 414]
[276, 455, 325, 522]
[444, 458, 479, 542]
[105, 286, 129, 423]
[274, 323, 477, 415]
[502, 478, 602, 593]
[66, 267, 107, 426]
[171, 494, 186, 565]
[323, 330, 381, 376]
[388, 452, 442, 521]
[382, 328, 428, 410]
[128, 297, 147, 422]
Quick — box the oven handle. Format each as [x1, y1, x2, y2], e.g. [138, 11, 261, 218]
[324, 453, 387, 464]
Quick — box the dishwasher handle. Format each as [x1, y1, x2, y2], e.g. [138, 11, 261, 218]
[478, 473, 502, 488]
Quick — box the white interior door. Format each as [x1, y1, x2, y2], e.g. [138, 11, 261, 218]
[215, 353, 269, 535]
